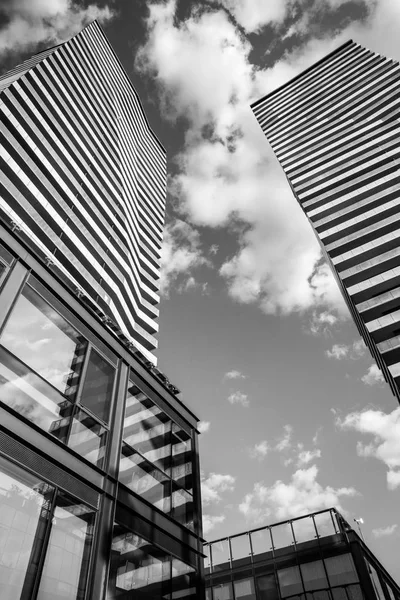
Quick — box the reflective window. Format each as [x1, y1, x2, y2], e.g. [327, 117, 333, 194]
[172, 424, 193, 493]
[250, 528, 272, 557]
[347, 584, 364, 600]
[171, 557, 197, 599]
[300, 560, 328, 591]
[0, 455, 54, 599]
[325, 554, 358, 586]
[37, 493, 95, 600]
[213, 582, 233, 600]
[271, 522, 294, 550]
[171, 484, 194, 530]
[278, 565, 303, 597]
[230, 533, 251, 561]
[234, 577, 256, 599]
[211, 539, 231, 570]
[119, 444, 171, 512]
[0, 242, 14, 265]
[332, 588, 348, 600]
[293, 516, 317, 545]
[257, 574, 279, 600]
[108, 524, 171, 598]
[122, 383, 172, 474]
[206, 588, 213, 600]
[0, 285, 87, 397]
[314, 511, 339, 538]
[68, 408, 107, 468]
[0, 262, 6, 283]
[366, 561, 386, 600]
[80, 348, 114, 423]
[386, 583, 396, 600]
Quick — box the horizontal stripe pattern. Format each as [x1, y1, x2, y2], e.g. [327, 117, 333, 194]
[252, 40, 400, 400]
[0, 21, 166, 362]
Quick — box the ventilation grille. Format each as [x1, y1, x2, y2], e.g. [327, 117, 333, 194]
[0, 430, 100, 509]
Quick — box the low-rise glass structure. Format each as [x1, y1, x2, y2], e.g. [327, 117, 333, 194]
[205, 509, 399, 600]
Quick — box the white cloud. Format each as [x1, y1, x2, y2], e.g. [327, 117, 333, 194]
[326, 344, 348, 360]
[361, 364, 384, 386]
[326, 339, 367, 360]
[372, 524, 398, 538]
[224, 369, 246, 380]
[337, 408, 400, 490]
[239, 465, 357, 524]
[198, 420, 211, 434]
[309, 310, 340, 336]
[201, 472, 236, 505]
[297, 447, 322, 467]
[0, 0, 114, 56]
[228, 391, 249, 407]
[249, 440, 269, 460]
[213, 0, 289, 33]
[275, 424, 293, 452]
[203, 514, 225, 535]
[160, 220, 210, 296]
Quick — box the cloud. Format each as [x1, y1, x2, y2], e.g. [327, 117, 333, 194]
[326, 339, 367, 360]
[209, 244, 219, 255]
[203, 514, 225, 535]
[297, 447, 322, 467]
[224, 369, 246, 380]
[198, 420, 211, 434]
[337, 408, 400, 490]
[160, 220, 210, 296]
[372, 524, 398, 538]
[239, 465, 357, 524]
[211, 0, 289, 33]
[228, 391, 249, 407]
[137, 1, 354, 322]
[275, 424, 293, 452]
[201, 472, 236, 505]
[361, 364, 384, 386]
[249, 440, 269, 460]
[309, 310, 340, 336]
[0, 0, 114, 57]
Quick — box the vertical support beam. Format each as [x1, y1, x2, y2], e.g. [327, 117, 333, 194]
[106, 361, 129, 479]
[88, 492, 116, 600]
[350, 539, 378, 600]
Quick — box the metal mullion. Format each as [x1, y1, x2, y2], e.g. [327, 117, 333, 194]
[64, 342, 92, 447]
[31, 485, 59, 600]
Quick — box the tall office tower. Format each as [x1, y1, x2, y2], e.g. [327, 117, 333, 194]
[0, 19, 165, 364]
[0, 22, 204, 600]
[252, 41, 400, 402]
[205, 508, 400, 600]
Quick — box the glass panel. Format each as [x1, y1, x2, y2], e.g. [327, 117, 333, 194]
[0, 262, 6, 283]
[386, 584, 396, 600]
[211, 539, 230, 570]
[314, 511, 338, 538]
[80, 349, 114, 423]
[0, 346, 73, 443]
[300, 561, 328, 591]
[367, 561, 386, 600]
[230, 534, 251, 561]
[348, 584, 364, 600]
[172, 424, 193, 493]
[204, 545, 211, 572]
[119, 445, 171, 512]
[293, 516, 317, 544]
[257, 574, 279, 600]
[313, 591, 330, 600]
[37, 493, 95, 600]
[325, 554, 358, 586]
[250, 528, 272, 557]
[271, 522, 295, 550]
[278, 566, 303, 598]
[171, 484, 194, 530]
[0, 285, 87, 397]
[234, 577, 256, 599]
[0, 242, 14, 265]
[123, 382, 172, 474]
[0, 455, 54, 599]
[68, 408, 107, 468]
[171, 557, 197, 599]
[213, 582, 233, 600]
[206, 588, 213, 600]
[107, 524, 171, 598]
[332, 588, 348, 600]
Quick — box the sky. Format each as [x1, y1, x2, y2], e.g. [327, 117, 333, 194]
[2, 0, 400, 582]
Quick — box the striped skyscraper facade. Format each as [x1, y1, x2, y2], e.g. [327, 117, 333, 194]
[0, 20, 165, 363]
[252, 40, 400, 401]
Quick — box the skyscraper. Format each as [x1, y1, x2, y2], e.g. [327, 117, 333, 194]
[0, 19, 165, 364]
[252, 41, 400, 402]
[0, 22, 204, 599]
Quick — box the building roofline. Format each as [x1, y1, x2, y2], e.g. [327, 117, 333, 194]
[83, 20, 166, 155]
[250, 39, 354, 109]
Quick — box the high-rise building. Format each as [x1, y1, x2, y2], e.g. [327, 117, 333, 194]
[205, 508, 400, 600]
[0, 19, 165, 364]
[251, 41, 400, 402]
[0, 21, 204, 599]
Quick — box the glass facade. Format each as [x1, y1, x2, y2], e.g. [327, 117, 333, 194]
[205, 509, 400, 600]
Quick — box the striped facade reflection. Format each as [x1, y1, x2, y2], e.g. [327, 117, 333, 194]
[0, 21, 165, 362]
[252, 40, 400, 401]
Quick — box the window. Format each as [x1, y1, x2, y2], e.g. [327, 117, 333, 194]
[300, 560, 328, 591]
[366, 560, 386, 600]
[0, 454, 95, 599]
[171, 557, 197, 599]
[0, 242, 14, 287]
[211, 539, 230, 570]
[234, 577, 256, 599]
[0, 283, 115, 468]
[325, 554, 358, 587]
[172, 423, 193, 493]
[257, 574, 279, 600]
[213, 583, 233, 600]
[278, 566, 303, 597]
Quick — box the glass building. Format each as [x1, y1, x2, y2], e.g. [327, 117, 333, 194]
[251, 41, 400, 402]
[205, 509, 400, 600]
[0, 20, 204, 600]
